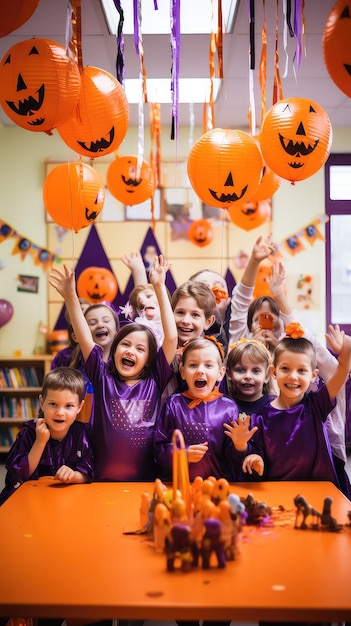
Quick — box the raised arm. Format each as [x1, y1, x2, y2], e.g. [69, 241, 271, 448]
[48, 264, 95, 361]
[149, 255, 177, 365]
[121, 251, 148, 286]
[325, 325, 351, 401]
[241, 233, 276, 288]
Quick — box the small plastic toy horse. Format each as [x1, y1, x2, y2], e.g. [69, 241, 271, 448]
[294, 494, 321, 529]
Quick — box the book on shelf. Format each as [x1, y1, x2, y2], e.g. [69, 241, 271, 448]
[0, 366, 43, 389]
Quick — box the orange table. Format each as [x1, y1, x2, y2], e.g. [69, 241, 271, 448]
[0, 478, 351, 622]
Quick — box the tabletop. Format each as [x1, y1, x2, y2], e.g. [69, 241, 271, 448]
[0, 477, 351, 622]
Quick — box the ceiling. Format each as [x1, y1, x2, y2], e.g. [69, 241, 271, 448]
[0, 0, 350, 133]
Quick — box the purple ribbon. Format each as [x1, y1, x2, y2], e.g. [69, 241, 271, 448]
[112, 0, 125, 85]
[170, 0, 180, 140]
[293, 0, 302, 70]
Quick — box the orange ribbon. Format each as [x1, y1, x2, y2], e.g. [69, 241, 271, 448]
[182, 388, 223, 409]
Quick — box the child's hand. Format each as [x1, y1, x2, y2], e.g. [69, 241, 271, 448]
[55, 465, 78, 483]
[121, 252, 144, 273]
[242, 454, 264, 476]
[35, 418, 50, 446]
[187, 441, 208, 463]
[49, 264, 76, 300]
[223, 414, 258, 452]
[149, 255, 170, 288]
[326, 324, 345, 356]
[252, 233, 276, 263]
[268, 261, 286, 298]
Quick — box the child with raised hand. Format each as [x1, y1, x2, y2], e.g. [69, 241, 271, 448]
[226, 323, 351, 490]
[0, 367, 94, 506]
[189, 268, 231, 353]
[229, 233, 284, 353]
[49, 256, 178, 482]
[154, 336, 257, 482]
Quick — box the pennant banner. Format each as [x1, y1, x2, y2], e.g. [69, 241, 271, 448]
[273, 215, 328, 258]
[0, 219, 62, 270]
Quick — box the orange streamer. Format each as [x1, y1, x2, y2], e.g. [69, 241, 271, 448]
[259, 0, 267, 128]
[273, 0, 283, 105]
[69, 0, 83, 71]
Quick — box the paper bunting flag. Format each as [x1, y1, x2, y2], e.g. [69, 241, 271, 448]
[283, 233, 305, 256]
[0, 220, 14, 243]
[12, 236, 32, 260]
[0, 218, 61, 269]
[303, 220, 326, 246]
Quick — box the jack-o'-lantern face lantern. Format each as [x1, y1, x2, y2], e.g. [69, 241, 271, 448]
[188, 219, 214, 247]
[260, 97, 332, 184]
[0, 38, 80, 133]
[106, 155, 154, 205]
[0, 1, 40, 37]
[323, 1, 351, 98]
[57, 66, 129, 158]
[77, 267, 118, 304]
[187, 128, 263, 209]
[228, 200, 271, 231]
[43, 162, 105, 232]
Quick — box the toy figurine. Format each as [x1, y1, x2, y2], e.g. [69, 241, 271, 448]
[153, 502, 171, 552]
[217, 499, 239, 561]
[321, 497, 342, 532]
[201, 518, 226, 569]
[242, 493, 271, 525]
[165, 523, 194, 572]
[212, 477, 230, 505]
[294, 494, 321, 529]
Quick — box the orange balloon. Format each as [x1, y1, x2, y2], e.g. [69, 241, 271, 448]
[187, 128, 263, 209]
[260, 97, 332, 184]
[0, 38, 81, 133]
[323, 0, 351, 98]
[188, 219, 214, 247]
[0, 0, 40, 36]
[249, 135, 281, 202]
[228, 200, 271, 231]
[57, 66, 129, 158]
[43, 162, 105, 232]
[106, 155, 154, 205]
[77, 266, 118, 303]
[253, 266, 272, 299]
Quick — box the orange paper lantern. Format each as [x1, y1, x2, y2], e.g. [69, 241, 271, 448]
[106, 155, 154, 205]
[43, 162, 105, 232]
[77, 266, 118, 303]
[188, 219, 214, 247]
[187, 128, 263, 209]
[0, 0, 40, 36]
[228, 199, 271, 231]
[260, 97, 332, 184]
[0, 38, 81, 134]
[57, 66, 129, 158]
[323, 0, 351, 98]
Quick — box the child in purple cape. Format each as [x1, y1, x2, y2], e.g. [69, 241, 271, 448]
[49, 256, 177, 482]
[0, 367, 94, 506]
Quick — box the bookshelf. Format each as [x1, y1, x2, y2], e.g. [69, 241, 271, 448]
[0, 355, 52, 453]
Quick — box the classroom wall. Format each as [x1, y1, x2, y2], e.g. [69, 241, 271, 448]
[0, 122, 350, 356]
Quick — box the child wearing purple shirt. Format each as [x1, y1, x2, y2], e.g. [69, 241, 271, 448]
[49, 256, 178, 482]
[0, 367, 94, 506]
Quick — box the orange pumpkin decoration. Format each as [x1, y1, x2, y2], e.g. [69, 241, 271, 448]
[106, 155, 154, 205]
[0, 0, 40, 37]
[57, 66, 129, 158]
[188, 219, 214, 247]
[0, 38, 81, 134]
[43, 162, 105, 232]
[47, 330, 69, 355]
[253, 266, 272, 299]
[323, 1, 351, 98]
[228, 199, 271, 231]
[77, 266, 118, 304]
[260, 97, 332, 184]
[187, 128, 263, 209]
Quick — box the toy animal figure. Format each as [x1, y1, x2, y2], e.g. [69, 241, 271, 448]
[165, 523, 194, 572]
[211, 478, 230, 505]
[294, 494, 321, 529]
[153, 502, 171, 552]
[217, 500, 238, 561]
[321, 497, 342, 532]
[201, 518, 226, 569]
[243, 493, 271, 525]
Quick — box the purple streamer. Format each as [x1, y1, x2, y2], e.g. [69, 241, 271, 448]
[248, 0, 255, 70]
[112, 0, 125, 85]
[133, 0, 140, 55]
[293, 0, 302, 70]
[153, 0, 158, 8]
[170, 0, 180, 140]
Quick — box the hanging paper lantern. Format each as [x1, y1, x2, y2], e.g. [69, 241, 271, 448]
[247, 136, 281, 203]
[106, 155, 154, 205]
[323, 0, 351, 98]
[0, 0, 40, 37]
[228, 199, 271, 231]
[260, 97, 332, 184]
[188, 219, 214, 247]
[47, 330, 69, 355]
[0, 38, 81, 134]
[43, 162, 105, 233]
[77, 266, 118, 303]
[187, 128, 263, 209]
[57, 66, 129, 158]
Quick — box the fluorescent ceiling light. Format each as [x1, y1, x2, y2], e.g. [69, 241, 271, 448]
[124, 77, 221, 104]
[101, 0, 238, 35]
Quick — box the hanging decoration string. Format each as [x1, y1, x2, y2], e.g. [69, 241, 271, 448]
[247, 0, 256, 135]
[217, 0, 223, 79]
[259, 0, 267, 129]
[272, 0, 283, 104]
[133, 0, 147, 177]
[66, 0, 83, 71]
[188, 102, 195, 149]
[170, 0, 180, 142]
[111, 0, 125, 85]
[149, 102, 162, 232]
[292, 0, 303, 79]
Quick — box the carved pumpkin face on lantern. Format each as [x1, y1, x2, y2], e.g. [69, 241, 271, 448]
[106, 156, 154, 205]
[43, 163, 105, 232]
[260, 97, 332, 184]
[188, 219, 214, 247]
[323, 1, 351, 98]
[228, 199, 271, 231]
[77, 267, 118, 304]
[187, 128, 263, 209]
[0, 38, 80, 133]
[57, 66, 129, 158]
